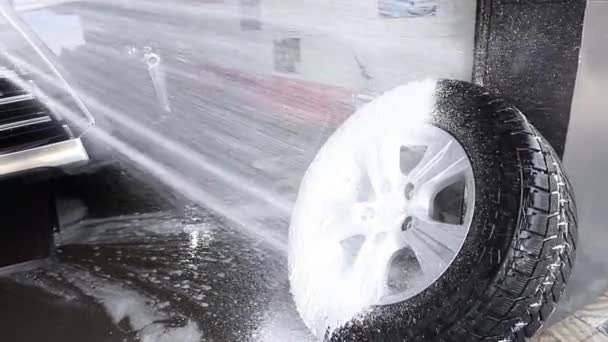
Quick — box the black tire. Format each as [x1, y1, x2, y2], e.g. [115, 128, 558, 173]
[329, 80, 578, 342]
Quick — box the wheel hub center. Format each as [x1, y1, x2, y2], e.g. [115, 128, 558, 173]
[372, 188, 414, 231]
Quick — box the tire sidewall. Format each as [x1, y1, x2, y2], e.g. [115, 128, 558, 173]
[330, 80, 523, 341]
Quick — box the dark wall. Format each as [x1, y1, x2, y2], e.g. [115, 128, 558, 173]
[474, 0, 586, 157]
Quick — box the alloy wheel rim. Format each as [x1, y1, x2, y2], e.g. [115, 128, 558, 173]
[321, 124, 476, 306]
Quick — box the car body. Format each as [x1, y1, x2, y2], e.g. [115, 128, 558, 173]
[0, 1, 92, 180]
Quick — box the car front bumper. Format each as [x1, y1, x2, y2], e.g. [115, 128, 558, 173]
[0, 138, 88, 177]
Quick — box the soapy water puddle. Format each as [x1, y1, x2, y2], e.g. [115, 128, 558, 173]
[0, 208, 313, 342]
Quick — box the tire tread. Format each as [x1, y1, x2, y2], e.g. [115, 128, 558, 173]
[442, 97, 578, 342]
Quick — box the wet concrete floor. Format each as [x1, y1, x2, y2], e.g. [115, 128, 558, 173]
[0, 163, 312, 342]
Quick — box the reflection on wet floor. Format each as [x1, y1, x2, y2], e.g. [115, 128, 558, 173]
[1, 208, 311, 342]
[0, 162, 312, 342]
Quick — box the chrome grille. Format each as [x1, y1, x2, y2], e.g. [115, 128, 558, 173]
[0, 69, 70, 155]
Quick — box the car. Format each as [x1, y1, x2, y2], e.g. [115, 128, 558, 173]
[0, 4, 92, 181]
[378, 0, 438, 18]
[0, 2, 96, 268]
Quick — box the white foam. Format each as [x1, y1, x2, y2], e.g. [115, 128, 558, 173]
[63, 267, 204, 342]
[288, 80, 437, 336]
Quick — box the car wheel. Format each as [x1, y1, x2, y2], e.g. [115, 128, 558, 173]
[288, 79, 577, 341]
